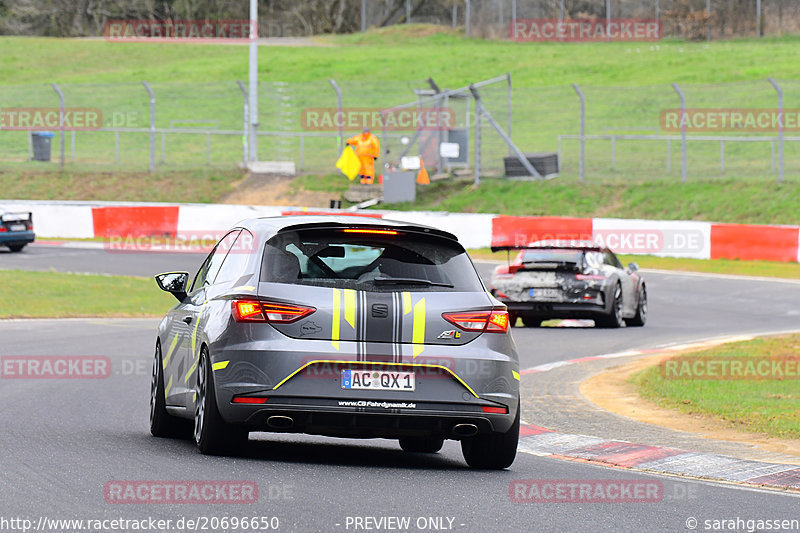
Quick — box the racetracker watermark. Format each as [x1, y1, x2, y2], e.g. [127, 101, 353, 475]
[104, 19, 254, 43]
[510, 231, 705, 254]
[509, 479, 663, 503]
[661, 109, 800, 132]
[1, 356, 111, 379]
[510, 19, 662, 42]
[0, 108, 102, 131]
[103, 230, 257, 254]
[301, 107, 455, 132]
[103, 481, 263, 504]
[661, 356, 800, 380]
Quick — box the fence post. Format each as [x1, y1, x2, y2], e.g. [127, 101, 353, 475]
[605, 0, 611, 41]
[757, 0, 762, 37]
[655, 0, 659, 20]
[361, 0, 366, 32]
[465, 0, 471, 38]
[50, 83, 65, 169]
[406, 0, 411, 23]
[671, 82, 687, 182]
[572, 84, 585, 183]
[329, 79, 343, 151]
[706, 0, 711, 41]
[474, 101, 481, 186]
[506, 72, 512, 157]
[142, 81, 156, 172]
[512, 0, 517, 23]
[452, 3, 457, 27]
[768, 77, 784, 182]
[236, 80, 248, 168]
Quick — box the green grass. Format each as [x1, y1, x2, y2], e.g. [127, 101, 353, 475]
[383, 178, 800, 224]
[0, 270, 174, 317]
[2, 30, 800, 177]
[0, 168, 242, 202]
[631, 335, 800, 439]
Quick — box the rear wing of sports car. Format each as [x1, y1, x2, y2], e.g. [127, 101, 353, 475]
[0, 211, 33, 224]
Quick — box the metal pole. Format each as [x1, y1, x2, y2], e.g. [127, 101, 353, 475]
[560, 0, 565, 21]
[671, 82, 687, 182]
[506, 72, 512, 157]
[497, 0, 502, 25]
[757, 0, 762, 37]
[512, 0, 516, 23]
[465, 0, 471, 38]
[50, 83, 65, 169]
[655, 0, 659, 21]
[329, 79, 343, 151]
[406, 0, 411, 23]
[706, 0, 711, 41]
[142, 81, 155, 172]
[474, 102, 481, 186]
[572, 84, 585, 183]
[236, 80, 248, 167]
[362, 0, 366, 32]
[248, 0, 259, 162]
[606, 0, 611, 41]
[768, 77, 784, 182]
[452, 3, 457, 27]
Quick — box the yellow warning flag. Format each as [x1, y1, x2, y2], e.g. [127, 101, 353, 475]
[416, 158, 430, 185]
[336, 146, 362, 181]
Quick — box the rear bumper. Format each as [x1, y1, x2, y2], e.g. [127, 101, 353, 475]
[504, 300, 610, 319]
[219, 397, 517, 439]
[0, 231, 35, 246]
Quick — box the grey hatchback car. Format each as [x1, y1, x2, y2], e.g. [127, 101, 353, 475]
[151, 216, 520, 469]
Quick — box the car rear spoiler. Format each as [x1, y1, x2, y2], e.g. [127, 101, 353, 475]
[0, 211, 33, 223]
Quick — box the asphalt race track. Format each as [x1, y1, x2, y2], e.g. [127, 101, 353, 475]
[1, 243, 799, 532]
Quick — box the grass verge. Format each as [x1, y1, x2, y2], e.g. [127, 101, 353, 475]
[0, 270, 173, 318]
[630, 335, 800, 439]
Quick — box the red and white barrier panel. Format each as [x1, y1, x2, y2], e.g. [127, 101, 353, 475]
[2, 199, 799, 263]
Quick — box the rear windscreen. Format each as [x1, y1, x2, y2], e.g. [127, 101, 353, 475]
[260, 228, 484, 292]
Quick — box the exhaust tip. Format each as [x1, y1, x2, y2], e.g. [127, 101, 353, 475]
[452, 423, 479, 438]
[266, 415, 294, 429]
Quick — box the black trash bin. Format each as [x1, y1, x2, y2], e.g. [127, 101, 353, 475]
[31, 131, 55, 162]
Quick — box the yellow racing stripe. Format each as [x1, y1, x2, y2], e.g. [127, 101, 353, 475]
[512, 370, 521, 381]
[332, 288, 341, 350]
[343, 289, 356, 329]
[412, 297, 426, 357]
[162, 333, 179, 369]
[402, 292, 412, 315]
[212, 360, 229, 371]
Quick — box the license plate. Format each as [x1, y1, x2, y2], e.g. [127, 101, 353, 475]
[530, 288, 560, 299]
[9, 224, 26, 232]
[342, 369, 415, 391]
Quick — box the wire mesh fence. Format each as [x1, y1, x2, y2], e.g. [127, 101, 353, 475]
[1, 77, 798, 181]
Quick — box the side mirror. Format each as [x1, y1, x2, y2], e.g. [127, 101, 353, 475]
[627, 262, 639, 272]
[155, 272, 189, 302]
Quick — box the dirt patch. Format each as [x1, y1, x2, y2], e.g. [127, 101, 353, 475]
[580, 354, 800, 461]
[222, 173, 337, 207]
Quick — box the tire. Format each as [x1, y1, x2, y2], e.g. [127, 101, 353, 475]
[8, 244, 25, 252]
[626, 285, 647, 327]
[399, 436, 445, 454]
[461, 401, 519, 469]
[150, 341, 190, 438]
[596, 282, 625, 329]
[194, 347, 248, 455]
[520, 316, 543, 328]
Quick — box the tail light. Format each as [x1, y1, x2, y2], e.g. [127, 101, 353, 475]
[0, 227, 6, 233]
[481, 405, 508, 414]
[342, 228, 398, 236]
[232, 300, 315, 323]
[232, 396, 268, 404]
[442, 309, 510, 334]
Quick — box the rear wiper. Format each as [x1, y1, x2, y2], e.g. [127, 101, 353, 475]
[373, 277, 454, 288]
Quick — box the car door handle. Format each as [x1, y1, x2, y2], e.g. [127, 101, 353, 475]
[183, 316, 193, 325]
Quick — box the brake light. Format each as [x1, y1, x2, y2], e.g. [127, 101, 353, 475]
[481, 405, 508, 414]
[232, 396, 268, 404]
[342, 228, 398, 236]
[442, 310, 509, 333]
[575, 274, 605, 281]
[0, 227, 6, 233]
[232, 300, 315, 323]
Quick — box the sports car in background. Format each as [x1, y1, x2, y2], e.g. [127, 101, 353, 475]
[489, 240, 647, 328]
[151, 216, 520, 469]
[0, 209, 35, 252]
